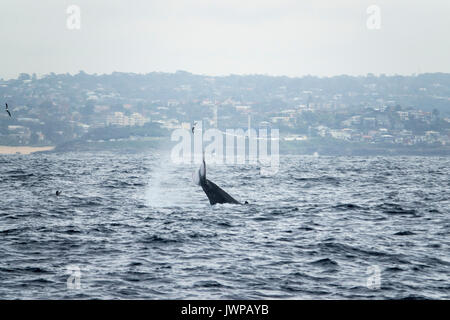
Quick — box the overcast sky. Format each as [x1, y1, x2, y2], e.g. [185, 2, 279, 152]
[0, 0, 449, 79]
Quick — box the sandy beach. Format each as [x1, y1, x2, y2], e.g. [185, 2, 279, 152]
[0, 146, 54, 155]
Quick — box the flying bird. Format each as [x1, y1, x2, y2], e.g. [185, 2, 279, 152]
[191, 122, 197, 133]
[5, 103, 11, 117]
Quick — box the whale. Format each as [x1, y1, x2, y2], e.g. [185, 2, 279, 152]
[193, 154, 242, 205]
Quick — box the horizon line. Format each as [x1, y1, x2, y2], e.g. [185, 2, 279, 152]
[2, 70, 450, 81]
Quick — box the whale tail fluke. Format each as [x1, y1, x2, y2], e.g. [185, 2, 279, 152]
[192, 152, 206, 186]
[193, 153, 242, 205]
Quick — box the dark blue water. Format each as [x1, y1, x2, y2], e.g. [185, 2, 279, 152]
[0, 152, 448, 299]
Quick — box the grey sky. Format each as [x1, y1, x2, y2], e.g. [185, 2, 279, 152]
[0, 0, 449, 79]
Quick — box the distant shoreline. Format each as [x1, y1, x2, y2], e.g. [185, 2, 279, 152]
[0, 146, 55, 155]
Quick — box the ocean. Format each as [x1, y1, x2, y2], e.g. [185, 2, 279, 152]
[0, 152, 448, 299]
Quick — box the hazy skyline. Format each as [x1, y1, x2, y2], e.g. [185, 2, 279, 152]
[1, 0, 449, 79]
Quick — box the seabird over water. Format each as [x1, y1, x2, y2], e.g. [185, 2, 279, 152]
[5, 103, 11, 117]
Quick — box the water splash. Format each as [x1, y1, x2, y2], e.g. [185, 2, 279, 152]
[145, 153, 200, 208]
